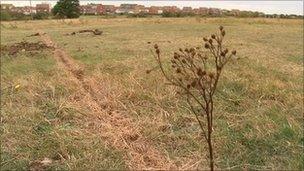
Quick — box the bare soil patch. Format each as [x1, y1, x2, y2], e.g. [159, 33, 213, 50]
[1, 41, 53, 56]
[65, 29, 103, 36]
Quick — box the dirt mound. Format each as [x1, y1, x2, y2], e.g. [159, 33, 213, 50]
[27, 32, 46, 37]
[1, 41, 53, 56]
[65, 29, 103, 36]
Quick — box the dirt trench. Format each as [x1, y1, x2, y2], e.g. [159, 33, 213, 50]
[38, 32, 175, 170]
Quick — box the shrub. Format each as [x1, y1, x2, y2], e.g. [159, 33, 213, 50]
[161, 11, 196, 18]
[10, 12, 29, 21]
[161, 11, 174, 17]
[149, 26, 238, 170]
[0, 10, 11, 21]
[127, 12, 149, 18]
[33, 12, 49, 20]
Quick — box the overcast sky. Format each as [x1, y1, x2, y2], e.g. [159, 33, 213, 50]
[1, 1, 303, 15]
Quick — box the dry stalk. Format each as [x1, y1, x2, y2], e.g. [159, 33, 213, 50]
[149, 26, 237, 170]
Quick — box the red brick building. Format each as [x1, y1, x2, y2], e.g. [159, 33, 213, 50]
[102, 5, 116, 14]
[193, 7, 208, 15]
[182, 7, 192, 13]
[208, 8, 221, 16]
[163, 6, 179, 13]
[96, 4, 104, 14]
[134, 5, 146, 13]
[149, 6, 163, 14]
[36, 3, 51, 13]
[80, 4, 116, 15]
[80, 4, 98, 15]
[11, 6, 36, 14]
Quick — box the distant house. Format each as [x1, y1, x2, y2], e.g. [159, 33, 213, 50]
[134, 5, 146, 14]
[11, 6, 36, 15]
[115, 8, 127, 14]
[120, 4, 137, 9]
[0, 4, 14, 11]
[80, 4, 98, 15]
[36, 3, 51, 13]
[163, 6, 179, 13]
[231, 9, 240, 16]
[182, 7, 192, 13]
[116, 4, 138, 14]
[194, 7, 208, 15]
[192, 8, 199, 15]
[149, 6, 163, 14]
[96, 4, 104, 15]
[115, 7, 125, 14]
[142, 7, 150, 14]
[102, 5, 116, 14]
[208, 8, 221, 16]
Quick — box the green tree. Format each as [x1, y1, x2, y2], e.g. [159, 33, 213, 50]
[52, 0, 80, 19]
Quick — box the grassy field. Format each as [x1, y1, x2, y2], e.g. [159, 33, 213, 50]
[1, 17, 303, 170]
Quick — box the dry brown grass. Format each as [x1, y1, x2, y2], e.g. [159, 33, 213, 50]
[1, 17, 303, 170]
[37, 32, 176, 169]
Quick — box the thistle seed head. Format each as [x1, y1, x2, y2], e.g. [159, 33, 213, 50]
[208, 39, 213, 44]
[232, 50, 237, 55]
[197, 68, 206, 76]
[205, 43, 210, 49]
[224, 48, 229, 54]
[154, 44, 158, 49]
[209, 72, 215, 79]
[187, 84, 191, 89]
[174, 52, 179, 59]
[221, 30, 226, 37]
[191, 80, 197, 87]
[197, 68, 202, 76]
[220, 52, 225, 56]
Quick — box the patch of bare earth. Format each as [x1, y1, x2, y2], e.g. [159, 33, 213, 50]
[1, 41, 53, 56]
[39, 32, 175, 170]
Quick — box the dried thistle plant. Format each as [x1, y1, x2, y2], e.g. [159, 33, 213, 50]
[149, 26, 237, 170]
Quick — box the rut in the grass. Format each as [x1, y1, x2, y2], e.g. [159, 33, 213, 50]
[38, 32, 175, 169]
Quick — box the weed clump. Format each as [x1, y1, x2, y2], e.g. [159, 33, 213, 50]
[150, 26, 237, 170]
